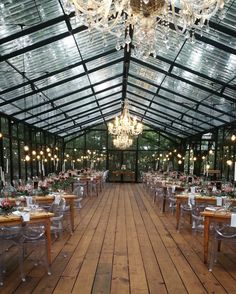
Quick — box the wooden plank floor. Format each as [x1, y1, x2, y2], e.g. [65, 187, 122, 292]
[1, 183, 236, 293]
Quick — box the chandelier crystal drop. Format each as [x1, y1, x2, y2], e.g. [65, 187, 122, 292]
[108, 99, 143, 137]
[65, 0, 225, 58]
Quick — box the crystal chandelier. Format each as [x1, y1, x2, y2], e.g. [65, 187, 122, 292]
[108, 99, 143, 137]
[64, 0, 225, 58]
[113, 133, 133, 149]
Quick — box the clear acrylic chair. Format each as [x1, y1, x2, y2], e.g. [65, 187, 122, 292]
[178, 194, 195, 231]
[21, 222, 51, 278]
[50, 197, 70, 238]
[209, 222, 236, 271]
[191, 204, 206, 233]
[73, 185, 83, 209]
[0, 225, 24, 286]
[166, 186, 176, 214]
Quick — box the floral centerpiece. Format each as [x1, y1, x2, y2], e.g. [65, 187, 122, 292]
[51, 177, 73, 192]
[0, 198, 14, 214]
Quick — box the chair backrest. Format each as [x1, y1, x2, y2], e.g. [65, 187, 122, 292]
[50, 197, 66, 216]
[103, 170, 109, 181]
[214, 223, 236, 239]
[22, 223, 45, 241]
[73, 185, 84, 197]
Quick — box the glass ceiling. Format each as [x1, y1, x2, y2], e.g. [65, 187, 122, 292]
[0, 0, 236, 140]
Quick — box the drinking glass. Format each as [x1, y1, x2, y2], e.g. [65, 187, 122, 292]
[223, 196, 232, 211]
[15, 197, 21, 211]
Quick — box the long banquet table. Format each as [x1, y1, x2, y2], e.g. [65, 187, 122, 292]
[175, 194, 236, 230]
[0, 211, 54, 264]
[8, 194, 77, 231]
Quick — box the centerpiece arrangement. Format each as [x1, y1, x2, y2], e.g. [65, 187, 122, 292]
[0, 198, 14, 214]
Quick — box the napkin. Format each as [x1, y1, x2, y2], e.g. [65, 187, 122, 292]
[216, 197, 222, 206]
[54, 195, 61, 205]
[12, 211, 30, 222]
[25, 196, 33, 207]
[188, 193, 195, 206]
[230, 213, 236, 227]
[190, 186, 196, 194]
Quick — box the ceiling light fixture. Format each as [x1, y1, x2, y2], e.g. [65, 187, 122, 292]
[108, 99, 143, 137]
[65, 0, 225, 58]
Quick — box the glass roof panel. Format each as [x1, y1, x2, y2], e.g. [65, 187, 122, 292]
[55, 89, 94, 106]
[99, 94, 121, 106]
[9, 35, 81, 80]
[93, 77, 123, 93]
[34, 65, 85, 89]
[86, 51, 123, 71]
[128, 76, 157, 93]
[171, 67, 222, 92]
[0, 0, 63, 38]
[161, 77, 210, 100]
[127, 85, 154, 101]
[128, 95, 150, 108]
[61, 101, 98, 114]
[176, 41, 236, 82]
[0, 62, 23, 92]
[0, 22, 68, 56]
[129, 61, 167, 83]
[95, 85, 123, 99]
[102, 105, 120, 115]
[74, 27, 118, 60]
[210, 0, 236, 30]
[42, 75, 91, 99]
[88, 63, 123, 84]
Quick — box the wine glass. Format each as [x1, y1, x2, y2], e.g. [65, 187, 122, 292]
[223, 196, 232, 211]
[31, 196, 39, 212]
[15, 196, 21, 211]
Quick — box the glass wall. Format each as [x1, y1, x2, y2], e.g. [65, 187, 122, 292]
[0, 113, 63, 186]
[64, 125, 180, 182]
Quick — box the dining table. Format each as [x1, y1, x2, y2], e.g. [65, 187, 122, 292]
[0, 211, 54, 265]
[175, 194, 236, 230]
[8, 194, 77, 231]
[201, 209, 232, 264]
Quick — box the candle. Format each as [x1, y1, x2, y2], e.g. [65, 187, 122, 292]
[2, 171, 5, 185]
[6, 159, 8, 174]
[42, 161, 45, 176]
[0, 166, 2, 181]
